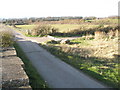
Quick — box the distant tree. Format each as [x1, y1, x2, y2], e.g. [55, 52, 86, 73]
[108, 16, 118, 19]
[84, 16, 96, 20]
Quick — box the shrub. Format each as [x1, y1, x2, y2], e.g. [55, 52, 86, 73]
[31, 24, 58, 36]
[0, 30, 14, 47]
[95, 31, 107, 40]
[81, 34, 94, 40]
[98, 24, 104, 28]
[107, 30, 115, 39]
[47, 40, 59, 44]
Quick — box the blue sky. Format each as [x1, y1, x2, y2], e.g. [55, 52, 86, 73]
[0, 0, 119, 18]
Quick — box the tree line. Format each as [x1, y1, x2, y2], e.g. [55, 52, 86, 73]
[0, 16, 118, 25]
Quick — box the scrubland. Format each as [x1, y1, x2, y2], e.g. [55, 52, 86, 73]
[14, 18, 119, 88]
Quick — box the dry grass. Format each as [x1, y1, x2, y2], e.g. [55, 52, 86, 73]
[0, 25, 14, 47]
[43, 36, 119, 87]
[53, 37, 118, 59]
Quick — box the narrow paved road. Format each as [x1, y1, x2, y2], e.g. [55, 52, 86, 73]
[12, 29, 108, 88]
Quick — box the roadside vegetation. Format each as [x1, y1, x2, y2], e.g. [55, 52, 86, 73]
[40, 36, 119, 88]
[0, 25, 14, 47]
[39, 25, 119, 88]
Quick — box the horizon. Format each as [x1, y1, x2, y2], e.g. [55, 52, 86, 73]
[0, 15, 118, 20]
[0, 0, 119, 19]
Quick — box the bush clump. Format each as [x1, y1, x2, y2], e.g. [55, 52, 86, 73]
[47, 40, 60, 44]
[31, 24, 58, 36]
[0, 30, 14, 47]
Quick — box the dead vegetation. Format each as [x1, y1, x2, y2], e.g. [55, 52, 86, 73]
[0, 25, 14, 47]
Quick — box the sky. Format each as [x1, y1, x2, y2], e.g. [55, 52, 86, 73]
[0, 0, 119, 19]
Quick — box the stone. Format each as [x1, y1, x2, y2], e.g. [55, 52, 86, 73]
[2, 47, 16, 56]
[2, 64, 29, 88]
[2, 57, 24, 66]
[19, 85, 32, 89]
[47, 35, 62, 42]
[1, 47, 30, 88]
[47, 35, 55, 39]
[60, 39, 70, 44]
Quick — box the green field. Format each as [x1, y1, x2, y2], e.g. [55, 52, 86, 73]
[51, 24, 98, 32]
[94, 18, 118, 24]
[16, 24, 36, 30]
[15, 24, 99, 33]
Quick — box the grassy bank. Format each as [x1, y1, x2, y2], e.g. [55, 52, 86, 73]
[40, 37, 119, 88]
[14, 42, 49, 89]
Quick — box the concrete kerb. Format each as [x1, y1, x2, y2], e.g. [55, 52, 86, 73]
[1, 47, 30, 88]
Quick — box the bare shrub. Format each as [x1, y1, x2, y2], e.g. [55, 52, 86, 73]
[0, 30, 14, 47]
[51, 27, 58, 33]
[84, 34, 94, 40]
[114, 29, 120, 38]
[115, 30, 118, 37]
[31, 24, 58, 36]
[98, 24, 104, 28]
[95, 31, 107, 39]
[107, 30, 115, 39]
[26, 29, 31, 35]
[47, 40, 60, 44]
